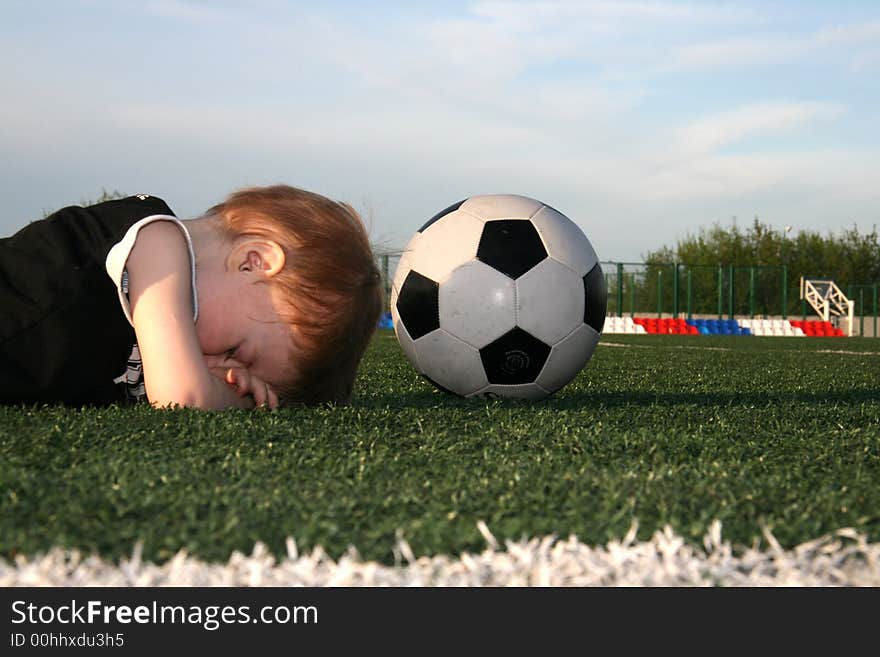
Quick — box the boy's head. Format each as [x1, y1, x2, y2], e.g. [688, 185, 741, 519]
[206, 185, 383, 405]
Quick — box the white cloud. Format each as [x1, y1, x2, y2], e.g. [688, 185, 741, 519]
[469, 0, 753, 28]
[816, 20, 880, 45]
[673, 102, 846, 156]
[142, 0, 235, 22]
[421, 0, 758, 79]
[664, 36, 810, 71]
[662, 18, 880, 73]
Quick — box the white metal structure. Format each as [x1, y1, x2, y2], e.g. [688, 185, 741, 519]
[799, 278, 855, 336]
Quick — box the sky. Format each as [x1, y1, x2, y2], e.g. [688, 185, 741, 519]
[1, 0, 878, 261]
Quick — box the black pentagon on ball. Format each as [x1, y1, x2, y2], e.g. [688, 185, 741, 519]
[477, 219, 547, 279]
[479, 327, 551, 385]
[396, 271, 440, 340]
[583, 262, 608, 333]
[418, 199, 466, 233]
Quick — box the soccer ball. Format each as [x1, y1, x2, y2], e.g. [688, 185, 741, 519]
[390, 194, 606, 400]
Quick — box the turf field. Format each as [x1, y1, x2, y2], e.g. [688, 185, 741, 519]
[1, 331, 878, 567]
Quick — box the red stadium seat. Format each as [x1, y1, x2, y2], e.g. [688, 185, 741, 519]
[789, 319, 848, 337]
[632, 317, 702, 335]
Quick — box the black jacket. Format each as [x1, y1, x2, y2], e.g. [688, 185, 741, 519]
[0, 195, 175, 405]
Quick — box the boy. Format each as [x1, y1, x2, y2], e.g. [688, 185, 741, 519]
[0, 185, 383, 409]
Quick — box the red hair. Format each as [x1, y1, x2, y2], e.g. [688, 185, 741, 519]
[207, 185, 382, 405]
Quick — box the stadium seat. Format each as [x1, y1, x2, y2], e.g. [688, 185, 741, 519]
[788, 319, 845, 337]
[604, 316, 650, 334]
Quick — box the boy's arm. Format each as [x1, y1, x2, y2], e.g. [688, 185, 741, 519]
[125, 221, 253, 410]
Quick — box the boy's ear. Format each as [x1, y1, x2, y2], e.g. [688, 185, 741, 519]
[230, 238, 286, 277]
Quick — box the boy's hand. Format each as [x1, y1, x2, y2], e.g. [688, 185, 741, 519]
[224, 366, 279, 409]
[203, 355, 280, 410]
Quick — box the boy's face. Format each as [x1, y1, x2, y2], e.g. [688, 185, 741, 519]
[196, 280, 295, 392]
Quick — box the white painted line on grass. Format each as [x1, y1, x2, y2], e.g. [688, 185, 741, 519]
[2, 521, 876, 586]
[599, 341, 732, 351]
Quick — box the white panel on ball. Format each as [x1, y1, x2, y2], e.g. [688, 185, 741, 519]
[439, 260, 517, 349]
[391, 250, 414, 298]
[516, 259, 585, 345]
[530, 206, 598, 277]
[535, 323, 600, 393]
[410, 210, 485, 282]
[414, 329, 489, 396]
[460, 194, 544, 221]
[389, 253, 413, 319]
[471, 383, 550, 401]
[394, 319, 423, 375]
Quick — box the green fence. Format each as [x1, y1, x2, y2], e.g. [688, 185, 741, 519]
[603, 262, 791, 319]
[603, 261, 879, 336]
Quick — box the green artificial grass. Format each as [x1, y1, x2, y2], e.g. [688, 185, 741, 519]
[1, 332, 879, 564]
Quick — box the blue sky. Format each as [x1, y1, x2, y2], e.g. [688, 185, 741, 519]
[2, 0, 878, 261]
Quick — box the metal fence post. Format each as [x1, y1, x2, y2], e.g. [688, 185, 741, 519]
[657, 270, 663, 318]
[616, 262, 623, 317]
[782, 265, 788, 320]
[749, 267, 755, 318]
[630, 272, 636, 317]
[686, 268, 692, 319]
[673, 264, 679, 318]
[717, 265, 723, 319]
[728, 264, 734, 319]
